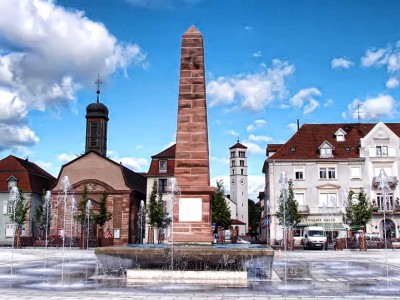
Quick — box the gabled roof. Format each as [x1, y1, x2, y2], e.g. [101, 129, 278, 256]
[267, 123, 400, 160]
[147, 144, 176, 177]
[54, 151, 146, 195]
[0, 155, 56, 193]
[151, 144, 176, 159]
[229, 142, 247, 150]
[266, 144, 284, 156]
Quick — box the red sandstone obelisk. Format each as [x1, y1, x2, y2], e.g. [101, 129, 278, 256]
[173, 25, 214, 244]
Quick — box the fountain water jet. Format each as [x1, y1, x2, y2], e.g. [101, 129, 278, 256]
[137, 200, 145, 244]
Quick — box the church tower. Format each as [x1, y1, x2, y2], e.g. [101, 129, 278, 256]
[85, 77, 109, 157]
[229, 140, 249, 233]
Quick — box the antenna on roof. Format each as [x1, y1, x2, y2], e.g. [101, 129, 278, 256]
[354, 103, 363, 123]
[237, 136, 240, 143]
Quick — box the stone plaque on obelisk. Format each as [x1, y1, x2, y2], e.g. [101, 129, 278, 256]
[173, 25, 214, 244]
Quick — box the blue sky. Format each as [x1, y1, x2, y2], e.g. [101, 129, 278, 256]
[1, 0, 400, 200]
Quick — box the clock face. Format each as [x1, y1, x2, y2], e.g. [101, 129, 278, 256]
[231, 179, 235, 184]
[240, 178, 245, 185]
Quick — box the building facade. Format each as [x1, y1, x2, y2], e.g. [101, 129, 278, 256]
[229, 141, 249, 235]
[0, 155, 55, 245]
[262, 122, 400, 245]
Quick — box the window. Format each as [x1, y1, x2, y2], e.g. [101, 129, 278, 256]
[230, 151, 235, 158]
[336, 134, 345, 142]
[376, 146, 388, 156]
[232, 169, 235, 175]
[320, 148, 332, 158]
[240, 160, 245, 167]
[319, 167, 336, 179]
[5, 223, 14, 238]
[158, 179, 167, 193]
[239, 151, 245, 158]
[159, 160, 167, 172]
[231, 160, 235, 167]
[350, 167, 361, 179]
[294, 193, 305, 206]
[319, 193, 337, 207]
[3, 201, 13, 215]
[241, 169, 243, 175]
[295, 170, 304, 180]
[377, 194, 394, 210]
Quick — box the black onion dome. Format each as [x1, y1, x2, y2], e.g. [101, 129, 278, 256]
[86, 102, 109, 120]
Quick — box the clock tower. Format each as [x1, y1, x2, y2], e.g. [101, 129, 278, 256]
[229, 140, 248, 234]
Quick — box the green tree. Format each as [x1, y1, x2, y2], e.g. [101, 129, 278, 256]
[35, 191, 52, 238]
[9, 188, 29, 248]
[276, 179, 301, 228]
[75, 185, 91, 226]
[248, 199, 260, 237]
[211, 180, 231, 230]
[147, 181, 171, 241]
[344, 189, 372, 229]
[93, 193, 112, 227]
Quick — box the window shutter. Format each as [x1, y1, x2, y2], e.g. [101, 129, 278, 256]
[3, 201, 8, 215]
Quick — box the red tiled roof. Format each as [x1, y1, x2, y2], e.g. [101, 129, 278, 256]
[147, 144, 176, 177]
[151, 144, 176, 159]
[268, 123, 400, 160]
[0, 155, 56, 193]
[269, 123, 368, 160]
[266, 144, 284, 156]
[229, 142, 247, 150]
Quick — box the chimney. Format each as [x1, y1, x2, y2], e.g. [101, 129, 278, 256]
[297, 119, 300, 131]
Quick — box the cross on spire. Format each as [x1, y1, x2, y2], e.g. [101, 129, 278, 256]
[95, 74, 103, 103]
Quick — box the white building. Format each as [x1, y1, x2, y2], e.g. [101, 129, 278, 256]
[262, 122, 400, 245]
[229, 141, 249, 235]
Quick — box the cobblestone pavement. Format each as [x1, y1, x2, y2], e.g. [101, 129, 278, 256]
[0, 248, 400, 299]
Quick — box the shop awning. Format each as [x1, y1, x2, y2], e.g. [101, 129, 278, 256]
[319, 223, 346, 231]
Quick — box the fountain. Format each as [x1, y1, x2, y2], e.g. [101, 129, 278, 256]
[136, 200, 146, 244]
[44, 191, 52, 248]
[95, 176, 274, 285]
[85, 200, 92, 250]
[9, 186, 19, 275]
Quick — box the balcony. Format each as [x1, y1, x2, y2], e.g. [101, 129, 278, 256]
[372, 176, 399, 187]
[298, 205, 310, 214]
[372, 206, 400, 215]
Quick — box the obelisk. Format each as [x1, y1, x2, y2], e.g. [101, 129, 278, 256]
[173, 25, 214, 244]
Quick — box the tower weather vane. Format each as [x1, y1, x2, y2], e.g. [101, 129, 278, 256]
[95, 74, 103, 103]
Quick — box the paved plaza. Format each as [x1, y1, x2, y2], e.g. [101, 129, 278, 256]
[0, 247, 400, 299]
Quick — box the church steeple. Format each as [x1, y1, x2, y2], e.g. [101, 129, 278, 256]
[85, 76, 109, 157]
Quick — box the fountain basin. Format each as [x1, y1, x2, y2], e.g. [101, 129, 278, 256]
[95, 244, 274, 283]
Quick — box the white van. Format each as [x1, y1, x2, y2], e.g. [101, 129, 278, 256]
[303, 226, 327, 250]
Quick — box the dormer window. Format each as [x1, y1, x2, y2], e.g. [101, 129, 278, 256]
[335, 128, 347, 142]
[318, 141, 334, 158]
[7, 176, 18, 191]
[159, 160, 167, 173]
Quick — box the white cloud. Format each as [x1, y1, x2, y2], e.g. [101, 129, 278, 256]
[303, 99, 320, 114]
[290, 87, 321, 114]
[387, 77, 399, 89]
[0, 0, 146, 150]
[323, 99, 333, 107]
[341, 111, 347, 120]
[228, 130, 239, 137]
[286, 123, 298, 132]
[247, 175, 265, 201]
[210, 156, 229, 166]
[241, 140, 264, 155]
[248, 134, 272, 143]
[244, 25, 252, 31]
[119, 157, 149, 171]
[331, 57, 354, 69]
[361, 48, 387, 67]
[207, 59, 294, 112]
[210, 175, 265, 201]
[0, 124, 39, 151]
[253, 51, 262, 58]
[57, 153, 77, 164]
[207, 78, 236, 107]
[246, 119, 266, 132]
[346, 94, 397, 120]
